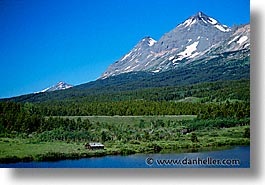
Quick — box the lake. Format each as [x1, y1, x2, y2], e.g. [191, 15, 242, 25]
[0, 146, 250, 168]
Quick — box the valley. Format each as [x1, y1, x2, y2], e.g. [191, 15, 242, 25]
[0, 12, 250, 165]
[0, 79, 250, 163]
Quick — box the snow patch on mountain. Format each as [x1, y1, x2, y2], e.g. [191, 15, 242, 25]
[228, 35, 240, 45]
[148, 38, 157, 46]
[215, 24, 231, 32]
[183, 18, 193, 27]
[237, 36, 248, 45]
[189, 51, 201, 59]
[208, 17, 217, 24]
[125, 66, 131, 71]
[121, 52, 132, 61]
[177, 41, 199, 60]
[152, 69, 160, 73]
[169, 56, 175, 61]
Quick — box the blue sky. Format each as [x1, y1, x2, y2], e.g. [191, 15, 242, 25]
[0, 0, 249, 98]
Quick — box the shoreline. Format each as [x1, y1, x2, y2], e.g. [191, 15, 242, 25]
[0, 143, 250, 165]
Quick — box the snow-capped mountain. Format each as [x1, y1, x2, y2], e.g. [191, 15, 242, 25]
[100, 12, 250, 79]
[39, 81, 73, 93]
[101, 36, 157, 78]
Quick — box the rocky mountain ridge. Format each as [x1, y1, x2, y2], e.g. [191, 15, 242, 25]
[100, 12, 250, 79]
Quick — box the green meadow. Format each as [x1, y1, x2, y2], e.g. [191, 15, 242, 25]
[0, 115, 249, 163]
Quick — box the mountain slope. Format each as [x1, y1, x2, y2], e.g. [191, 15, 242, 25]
[100, 12, 250, 79]
[100, 36, 157, 79]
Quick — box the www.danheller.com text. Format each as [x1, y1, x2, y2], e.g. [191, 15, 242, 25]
[145, 157, 240, 166]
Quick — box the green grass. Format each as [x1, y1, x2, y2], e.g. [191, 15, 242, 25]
[0, 124, 250, 163]
[0, 138, 85, 158]
[0, 116, 249, 163]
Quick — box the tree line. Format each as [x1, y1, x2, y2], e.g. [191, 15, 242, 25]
[0, 99, 249, 136]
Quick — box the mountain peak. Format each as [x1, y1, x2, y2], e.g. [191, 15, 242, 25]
[180, 11, 231, 32]
[100, 36, 157, 79]
[193, 11, 208, 19]
[140, 36, 157, 46]
[38, 81, 73, 93]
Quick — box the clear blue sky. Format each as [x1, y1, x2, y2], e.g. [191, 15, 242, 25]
[0, 0, 249, 98]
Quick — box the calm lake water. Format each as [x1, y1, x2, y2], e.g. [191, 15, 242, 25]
[0, 146, 250, 168]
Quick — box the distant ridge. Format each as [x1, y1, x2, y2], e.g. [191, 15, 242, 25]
[37, 81, 73, 93]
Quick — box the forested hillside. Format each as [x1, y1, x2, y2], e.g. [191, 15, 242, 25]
[1, 79, 249, 133]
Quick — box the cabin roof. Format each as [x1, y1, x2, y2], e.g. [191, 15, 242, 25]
[88, 142, 104, 147]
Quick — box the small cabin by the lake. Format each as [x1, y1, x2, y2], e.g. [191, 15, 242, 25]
[85, 142, 104, 150]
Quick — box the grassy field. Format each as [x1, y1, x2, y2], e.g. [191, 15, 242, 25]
[0, 138, 84, 158]
[0, 138, 105, 163]
[0, 115, 250, 163]
[0, 127, 249, 163]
